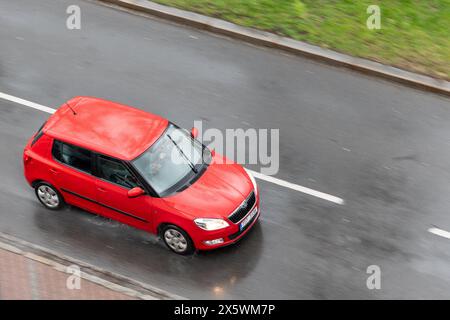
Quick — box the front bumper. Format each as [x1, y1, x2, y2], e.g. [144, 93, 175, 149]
[193, 205, 261, 251]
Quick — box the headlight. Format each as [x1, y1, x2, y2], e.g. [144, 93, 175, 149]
[194, 218, 229, 231]
[245, 169, 258, 195]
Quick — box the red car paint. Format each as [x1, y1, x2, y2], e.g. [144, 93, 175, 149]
[23, 97, 260, 252]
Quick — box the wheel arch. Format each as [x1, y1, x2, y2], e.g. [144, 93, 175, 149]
[31, 179, 45, 188]
[156, 220, 195, 239]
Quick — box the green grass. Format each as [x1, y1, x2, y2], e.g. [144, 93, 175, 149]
[152, 0, 450, 80]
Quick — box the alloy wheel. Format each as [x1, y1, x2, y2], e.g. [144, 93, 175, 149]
[164, 228, 188, 253]
[37, 185, 60, 209]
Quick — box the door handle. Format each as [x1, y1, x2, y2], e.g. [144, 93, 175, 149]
[49, 168, 59, 174]
[97, 187, 107, 192]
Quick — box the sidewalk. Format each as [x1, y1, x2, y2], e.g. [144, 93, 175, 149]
[0, 246, 135, 300]
[0, 233, 182, 300]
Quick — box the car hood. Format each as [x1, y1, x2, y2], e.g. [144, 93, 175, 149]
[162, 154, 253, 220]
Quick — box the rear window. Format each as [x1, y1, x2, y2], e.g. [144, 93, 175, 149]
[31, 122, 46, 147]
[52, 140, 92, 174]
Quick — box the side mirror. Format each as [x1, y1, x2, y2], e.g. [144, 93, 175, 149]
[128, 187, 145, 198]
[210, 148, 216, 157]
[190, 127, 199, 139]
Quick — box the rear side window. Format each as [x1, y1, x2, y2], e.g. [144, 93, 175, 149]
[52, 140, 92, 174]
[31, 122, 46, 147]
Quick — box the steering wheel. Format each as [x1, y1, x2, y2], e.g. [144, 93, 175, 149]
[110, 173, 132, 188]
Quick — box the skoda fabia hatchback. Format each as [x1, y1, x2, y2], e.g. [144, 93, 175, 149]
[23, 97, 260, 254]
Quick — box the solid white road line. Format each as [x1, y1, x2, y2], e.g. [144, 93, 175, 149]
[0, 91, 345, 205]
[428, 227, 450, 240]
[247, 169, 344, 205]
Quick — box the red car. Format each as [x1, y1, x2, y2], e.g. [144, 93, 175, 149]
[23, 97, 260, 254]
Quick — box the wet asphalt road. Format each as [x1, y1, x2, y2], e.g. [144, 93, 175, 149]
[1, 0, 450, 299]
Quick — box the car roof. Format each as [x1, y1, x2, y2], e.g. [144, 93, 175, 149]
[44, 96, 168, 161]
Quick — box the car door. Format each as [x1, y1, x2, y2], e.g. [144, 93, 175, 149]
[94, 154, 153, 231]
[49, 139, 101, 214]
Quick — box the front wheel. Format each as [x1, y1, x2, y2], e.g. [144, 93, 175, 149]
[35, 182, 65, 210]
[161, 225, 195, 255]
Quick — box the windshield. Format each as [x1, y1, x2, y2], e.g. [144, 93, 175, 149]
[132, 123, 210, 196]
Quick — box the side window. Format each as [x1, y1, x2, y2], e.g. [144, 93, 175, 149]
[52, 140, 92, 174]
[97, 155, 139, 189]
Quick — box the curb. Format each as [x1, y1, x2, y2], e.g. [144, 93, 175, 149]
[98, 0, 450, 96]
[0, 232, 186, 300]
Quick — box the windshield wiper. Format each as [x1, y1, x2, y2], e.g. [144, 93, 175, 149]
[166, 134, 198, 174]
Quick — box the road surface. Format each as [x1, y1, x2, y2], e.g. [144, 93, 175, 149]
[1, 0, 449, 299]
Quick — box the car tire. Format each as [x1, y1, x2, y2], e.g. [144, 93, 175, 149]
[161, 224, 195, 255]
[35, 182, 65, 210]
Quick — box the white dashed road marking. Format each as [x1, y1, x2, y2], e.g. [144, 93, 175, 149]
[247, 169, 344, 205]
[428, 227, 450, 240]
[1, 91, 345, 205]
[0, 92, 56, 114]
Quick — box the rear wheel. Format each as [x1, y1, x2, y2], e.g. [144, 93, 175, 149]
[35, 182, 64, 210]
[161, 225, 195, 255]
